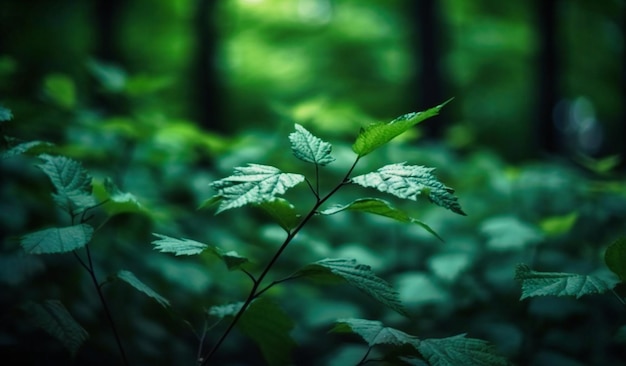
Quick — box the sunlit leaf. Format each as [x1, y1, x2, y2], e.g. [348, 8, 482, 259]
[92, 177, 144, 216]
[352, 99, 451, 157]
[351, 163, 465, 215]
[514, 264, 616, 299]
[319, 198, 442, 241]
[43, 73, 76, 109]
[0, 105, 12, 121]
[21, 224, 93, 254]
[297, 258, 407, 316]
[332, 318, 419, 348]
[210, 164, 305, 214]
[37, 154, 95, 214]
[256, 198, 301, 231]
[539, 212, 578, 237]
[605, 237, 626, 282]
[289, 123, 335, 165]
[417, 334, 510, 366]
[22, 300, 88, 357]
[117, 270, 170, 308]
[238, 299, 296, 366]
[576, 153, 622, 175]
[151, 234, 248, 270]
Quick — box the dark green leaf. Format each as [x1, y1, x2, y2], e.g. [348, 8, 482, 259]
[319, 198, 443, 241]
[297, 258, 407, 316]
[351, 163, 465, 215]
[197, 195, 223, 210]
[22, 300, 88, 357]
[352, 99, 451, 157]
[21, 224, 93, 254]
[37, 154, 95, 214]
[210, 164, 305, 214]
[514, 264, 616, 299]
[256, 198, 301, 231]
[605, 237, 626, 282]
[117, 270, 170, 308]
[417, 334, 510, 366]
[332, 318, 419, 348]
[42, 74, 76, 109]
[289, 123, 335, 165]
[239, 298, 296, 366]
[1, 141, 53, 159]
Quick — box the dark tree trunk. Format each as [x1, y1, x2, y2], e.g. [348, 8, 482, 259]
[411, 0, 446, 138]
[535, 0, 559, 155]
[192, 0, 225, 133]
[94, 0, 122, 61]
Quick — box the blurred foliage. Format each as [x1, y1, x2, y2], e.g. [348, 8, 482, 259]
[1, 0, 625, 365]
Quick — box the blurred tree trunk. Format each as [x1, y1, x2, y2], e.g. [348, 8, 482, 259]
[410, 0, 446, 139]
[192, 0, 225, 133]
[95, 0, 122, 61]
[535, 0, 559, 155]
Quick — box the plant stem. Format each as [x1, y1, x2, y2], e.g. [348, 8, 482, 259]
[201, 157, 361, 364]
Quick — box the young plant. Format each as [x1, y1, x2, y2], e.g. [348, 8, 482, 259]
[152, 100, 509, 365]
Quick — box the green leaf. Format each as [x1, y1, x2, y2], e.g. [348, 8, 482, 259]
[297, 258, 407, 316]
[92, 177, 144, 216]
[21, 224, 93, 254]
[605, 237, 626, 282]
[210, 164, 305, 214]
[87, 59, 127, 92]
[0, 105, 12, 121]
[207, 302, 244, 319]
[22, 300, 89, 357]
[539, 212, 578, 237]
[319, 198, 443, 241]
[197, 195, 223, 210]
[151, 234, 248, 270]
[238, 298, 296, 366]
[417, 334, 510, 366]
[332, 318, 419, 348]
[481, 216, 543, 250]
[352, 99, 451, 157]
[1, 141, 53, 159]
[37, 154, 95, 214]
[117, 270, 170, 308]
[351, 163, 465, 215]
[256, 198, 301, 231]
[514, 264, 616, 299]
[289, 123, 335, 165]
[43, 73, 76, 109]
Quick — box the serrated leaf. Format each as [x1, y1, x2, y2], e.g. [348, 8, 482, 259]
[37, 154, 95, 214]
[320, 198, 443, 241]
[351, 163, 465, 215]
[605, 237, 626, 282]
[197, 195, 223, 210]
[21, 224, 93, 254]
[417, 334, 510, 366]
[332, 318, 419, 348]
[1, 141, 53, 159]
[92, 177, 144, 216]
[0, 105, 12, 121]
[151, 233, 248, 270]
[297, 258, 407, 316]
[256, 198, 301, 231]
[210, 164, 305, 214]
[22, 300, 88, 357]
[117, 270, 170, 308]
[514, 264, 615, 299]
[352, 99, 451, 157]
[238, 298, 296, 366]
[289, 123, 335, 165]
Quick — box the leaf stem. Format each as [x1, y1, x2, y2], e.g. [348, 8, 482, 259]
[201, 156, 361, 364]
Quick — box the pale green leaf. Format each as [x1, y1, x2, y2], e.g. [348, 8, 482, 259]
[332, 318, 419, 348]
[239, 298, 296, 366]
[37, 154, 95, 214]
[256, 198, 301, 231]
[0, 105, 12, 121]
[289, 123, 335, 165]
[417, 334, 510, 366]
[22, 300, 88, 357]
[604, 237, 626, 282]
[352, 99, 451, 157]
[117, 270, 170, 308]
[21, 224, 93, 254]
[210, 164, 305, 214]
[297, 258, 407, 316]
[151, 233, 248, 270]
[351, 163, 465, 215]
[207, 302, 244, 319]
[514, 264, 615, 299]
[320, 198, 442, 241]
[481, 216, 543, 250]
[1, 141, 53, 159]
[92, 177, 144, 216]
[87, 58, 127, 92]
